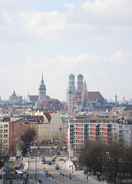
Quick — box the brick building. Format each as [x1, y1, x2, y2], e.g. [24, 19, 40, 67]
[9, 121, 31, 155]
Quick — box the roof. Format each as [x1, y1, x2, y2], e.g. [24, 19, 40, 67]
[14, 113, 52, 124]
[12, 90, 17, 97]
[87, 91, 105, 102]
[29, 95, 39, 102]
[44, 112, 52, 122]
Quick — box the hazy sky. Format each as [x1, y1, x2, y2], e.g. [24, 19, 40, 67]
[0, 0, 131, 101]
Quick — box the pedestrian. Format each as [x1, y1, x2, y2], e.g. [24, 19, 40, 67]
[87, 173, 89, 183]
[23, 174, 29, 184]
[69, 173, 72, 180]
[38, 179, 42, 183]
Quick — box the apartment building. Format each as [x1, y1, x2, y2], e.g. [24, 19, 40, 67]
[0, 117, 10, 154]
[67, 112, 132, 151]
[68, 115, 116, 150]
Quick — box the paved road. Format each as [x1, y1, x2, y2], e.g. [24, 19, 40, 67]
[0, 157, 107, 184]
[27, 158, 107, 184]
[47, 171, 107, 184]
[0, 170, 107, 184]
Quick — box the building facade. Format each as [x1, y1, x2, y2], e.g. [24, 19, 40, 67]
[8, 112, 65, 155]
[65, 112, 132, 152]
[0, 117, 10, 154]
[67, 114, 116, 151]
[67, 74, 76, 114]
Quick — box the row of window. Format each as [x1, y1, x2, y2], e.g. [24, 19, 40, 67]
[70, 126, 113, 130]
[70, 131, 113, 136]
[0, 129, 8, 133]
[0, 139, 8, 143]
[0, 134, 8, 138]
[70, 129, 113, 134]
[0, 124, 8, 128]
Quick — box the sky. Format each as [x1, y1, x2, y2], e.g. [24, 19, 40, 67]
[0, 0, 131, 101]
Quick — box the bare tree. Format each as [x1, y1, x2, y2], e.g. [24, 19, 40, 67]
[20, 128, 36, 156]
[79, 141, 132, 183]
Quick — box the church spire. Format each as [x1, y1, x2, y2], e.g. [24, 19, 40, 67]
[39, 73, 46, 99]
[12, 90, 16, 96]
[41, 72, 44, 84]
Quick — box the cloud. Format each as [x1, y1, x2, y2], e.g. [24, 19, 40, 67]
[80, 0, 131, 26]
[0, 0, 131, 44]
[0, 51, 129, 98]
[0, 54, 102, 99]
[109, 49, 132, 64]
[0, 0, 131, 100]
[25, 11, 66, 40]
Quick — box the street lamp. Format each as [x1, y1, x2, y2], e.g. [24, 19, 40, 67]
[27, 151, 30, 179]
[34, 144, 40, 183]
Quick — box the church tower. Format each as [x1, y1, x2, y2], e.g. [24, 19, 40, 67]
[67, 74, 75, 114]
[81, 80, 88, 111]
[39, 73, 46, 100]
[77, 74, 84, 94]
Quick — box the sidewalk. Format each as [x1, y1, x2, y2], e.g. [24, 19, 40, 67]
[74, 171, 107, 184]
[0, 179, 24, 184]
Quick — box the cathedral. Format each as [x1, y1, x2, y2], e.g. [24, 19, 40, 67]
[67, 74, 106, 114]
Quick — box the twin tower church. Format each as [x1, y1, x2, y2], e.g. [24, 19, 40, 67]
[67, 74, 106, 114]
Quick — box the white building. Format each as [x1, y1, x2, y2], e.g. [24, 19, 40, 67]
[0, 118, 10, 154]
[115, 122, 132, 146]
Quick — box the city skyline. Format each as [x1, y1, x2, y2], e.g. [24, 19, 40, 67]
[0, 0, 131, 101]
[0, 73, 131, 103]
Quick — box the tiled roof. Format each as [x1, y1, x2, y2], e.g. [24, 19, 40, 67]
[29, 95, 39, 102]
[14, 113, 51, 124]
[87, 91, 105, 102]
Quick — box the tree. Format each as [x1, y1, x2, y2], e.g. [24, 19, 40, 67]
[0, 154, 9, 169]
[79, 141, 106, 174]
[20, 128, 36, 156]
[79, 141, 132, 183]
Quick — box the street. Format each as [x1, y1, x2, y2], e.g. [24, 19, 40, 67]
[27, 156, 107, 184]
[0, 156, 107, 184]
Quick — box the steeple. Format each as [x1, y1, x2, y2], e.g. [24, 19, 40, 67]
[81, 80, 88, 111]
[77, 74, 84, 94]
[39, 73, 46, 99]
[115, 94, 118, 106]
[41, 72, 44, 83]
[81, 80, 87, 100]
[12, 90, 17, 97]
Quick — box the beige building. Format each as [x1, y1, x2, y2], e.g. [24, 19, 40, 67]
[0, 118, 10, 154]
[36, 112, 66, 143]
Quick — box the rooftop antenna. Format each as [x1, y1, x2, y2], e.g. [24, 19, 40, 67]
[115, 94, 118, 106]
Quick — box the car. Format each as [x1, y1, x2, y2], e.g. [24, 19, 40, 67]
[16, 169, 25, 175]
[60, 172, 65, 176]
[48, 161, 52, 165]
[42, 160, 52, 165]
[55, 165, 59, 170]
